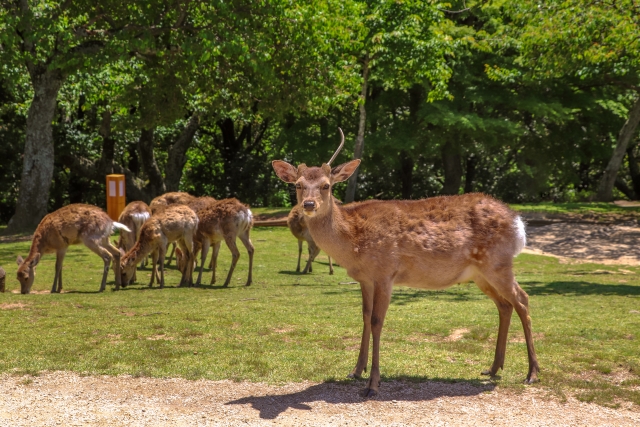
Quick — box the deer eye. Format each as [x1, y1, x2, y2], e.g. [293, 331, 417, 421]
[295, 183, 302, 189]
[322, 184, 330, 190]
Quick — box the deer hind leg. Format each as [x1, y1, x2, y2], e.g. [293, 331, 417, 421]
[84, 239, 114, 292]
[482, 266, 540, 384]
[362, 280, 393, 398]
[196, 239, 210, 286]
[302, 241, 317, 274]
[104, 238, 123, 290]
[222, 236, 241, 287]
[210, 241, 222, 285]
[348, 282, 374, 380]
[51, 249, 67, 293]
[165, 242, 177, 266]
[296, 240, 303, 273]
[475, 276, 513, 377]
[176, 239, 193, 287]
[238, 230, 254, 286]
[328, 256, 334, 275]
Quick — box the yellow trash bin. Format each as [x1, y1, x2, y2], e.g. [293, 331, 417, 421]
[106, 174, 126, 221]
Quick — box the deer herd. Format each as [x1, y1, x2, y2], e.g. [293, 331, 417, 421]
[10, 128, 540, 397]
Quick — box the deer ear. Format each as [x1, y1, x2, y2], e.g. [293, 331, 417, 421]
[331, 159, 361, 183]
[16, 255, 24, 266]
[272, 160, 298, 184]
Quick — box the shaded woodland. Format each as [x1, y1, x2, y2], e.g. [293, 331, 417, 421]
[1, 0, 639, 231]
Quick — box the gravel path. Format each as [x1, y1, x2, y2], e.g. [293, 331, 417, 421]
[1, 372, 639, 426]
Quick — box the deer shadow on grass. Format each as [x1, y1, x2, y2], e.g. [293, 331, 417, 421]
[226, 377, 494, 420]
[523, 280, 640, 297]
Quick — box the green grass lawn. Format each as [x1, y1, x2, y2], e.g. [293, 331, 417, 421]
[510, 202, 640, 215]
[0, 226, 639, 408]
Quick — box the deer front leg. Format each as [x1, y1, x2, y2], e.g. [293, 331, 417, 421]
[348, 282, 374, 380]
[296, 240, 303, 273]
[328, 256, 334, 275]
[362, 281, 392, 398]
[51, 249, 66, 293]
[149, 251, 159, 287]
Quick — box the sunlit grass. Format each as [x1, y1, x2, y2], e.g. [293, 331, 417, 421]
[0, 227, 638, 407]
[510, 202, 640, 215]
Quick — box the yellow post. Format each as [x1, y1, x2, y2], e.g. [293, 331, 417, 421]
[106, 174, 126, 221]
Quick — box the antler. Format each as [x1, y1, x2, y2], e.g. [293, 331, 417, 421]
[327, 127, 345, 166]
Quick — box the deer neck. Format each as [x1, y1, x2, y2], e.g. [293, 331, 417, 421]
[26, 232, 45, 262]
[305, 198, 353, 261]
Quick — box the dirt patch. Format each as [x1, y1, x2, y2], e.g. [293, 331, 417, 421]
[522, 213, 640, 265]
[0, 371, 637, 426]
[0, 302, 30, 310]
[445, 328, 470, 342]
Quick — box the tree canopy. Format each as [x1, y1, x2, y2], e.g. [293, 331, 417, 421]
[0, 0, 639, 229]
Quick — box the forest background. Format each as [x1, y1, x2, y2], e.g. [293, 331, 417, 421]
[0, 0, 639, 232]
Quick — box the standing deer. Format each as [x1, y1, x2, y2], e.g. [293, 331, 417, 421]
[116, 201, 152, 280]
[288, 204, 333, 275]
[120, 205, 198, 288]
[272, 130, 539, 397]
[176, 198, 254, 287]
[16, 204, 129, 294]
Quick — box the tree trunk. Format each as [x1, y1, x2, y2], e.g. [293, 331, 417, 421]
[165, 114, 200, 192]
[596, 95, 640, 201]
[98, 110, 115, 173]
[399, 150, 414, 199]
[626, 142, 640, 199]
[441, 141, 462, 195]
[345, 57, 370, 203]
[464, 155, 477, 193]
[6, 68, 65, 232]
[137, 128, 166, 199]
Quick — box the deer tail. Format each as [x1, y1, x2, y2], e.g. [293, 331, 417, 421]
[112, 222, 132, 234]
[513, 216, 526, 257]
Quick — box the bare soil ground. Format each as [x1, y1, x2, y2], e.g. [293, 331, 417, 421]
[1, 372, 639, 426]
[522, 212, 640, 265]
[2, 210, 640, 425]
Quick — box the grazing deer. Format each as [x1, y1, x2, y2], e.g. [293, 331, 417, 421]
[120, 205, 198, 288]
[272, 129, 539, 397]
[176, 198, 254, 287]
[288, 204, 333, 274]
[149, 192, 210, 266]
[116, 201, 152, 280]
[149, 192, 197, 214]
[16, 204, 129, 294]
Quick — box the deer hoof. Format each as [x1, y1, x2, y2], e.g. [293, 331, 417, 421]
[361, 388, 378, 398]
[347, 372, 361, 379]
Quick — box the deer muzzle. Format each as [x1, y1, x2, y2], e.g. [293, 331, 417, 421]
[302, 200, 316, 214]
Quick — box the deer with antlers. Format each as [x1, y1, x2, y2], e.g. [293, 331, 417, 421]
[120, 205, 198, 288]
[16, 204, 129, 294]
[176, 198, 254, 287]
[288, 203, 333, 275]
[272, 129, 539, 397]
